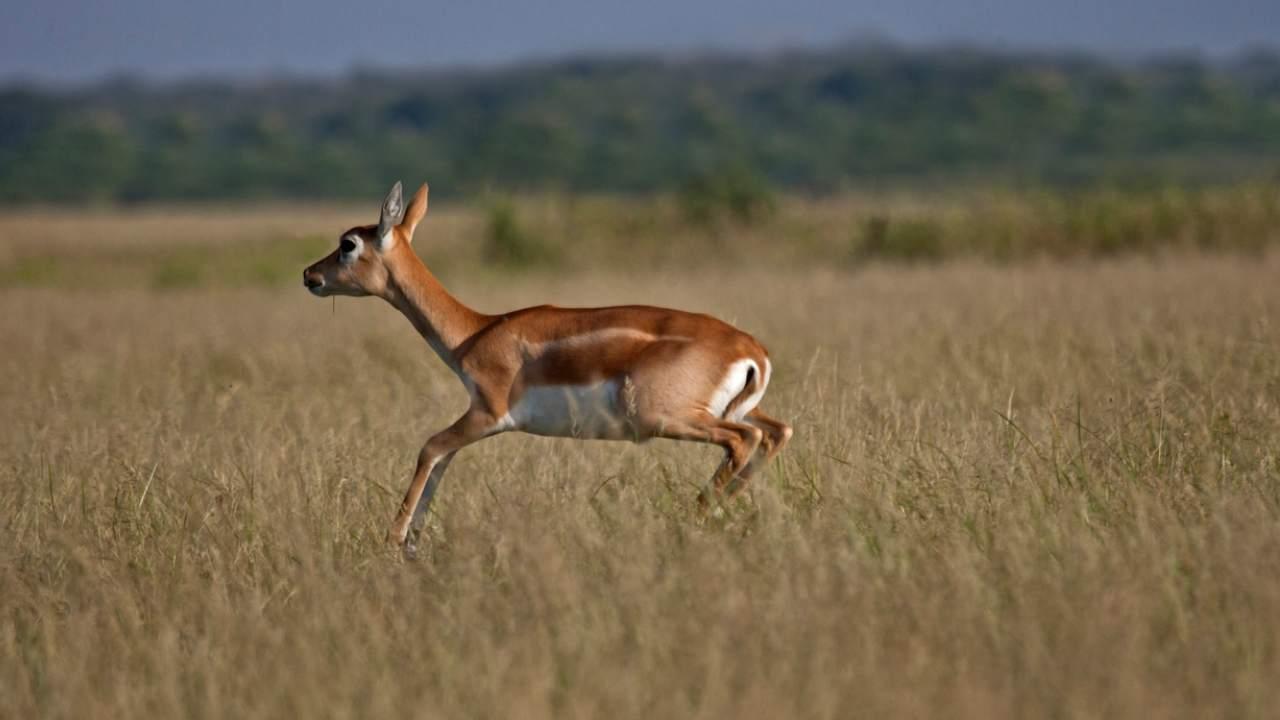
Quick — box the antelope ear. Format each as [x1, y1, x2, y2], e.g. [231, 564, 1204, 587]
[376, 181, 405, 245]
[398, 183, 429, 243]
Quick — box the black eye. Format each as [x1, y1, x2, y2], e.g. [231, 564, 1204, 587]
[339, 238, 357, 254]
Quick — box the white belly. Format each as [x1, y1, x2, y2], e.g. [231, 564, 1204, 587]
[506, 381, 636, 440]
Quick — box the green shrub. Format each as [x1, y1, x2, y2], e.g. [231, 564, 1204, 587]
[854, 215, 945, 262]
[678, 167, 776, 228]
[483, 199, 559, 268]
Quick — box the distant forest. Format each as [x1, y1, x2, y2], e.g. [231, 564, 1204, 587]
[3, 45, 1280, 202]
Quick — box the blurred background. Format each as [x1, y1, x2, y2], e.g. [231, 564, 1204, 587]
[3, 0, 1279, 272]
[4, 0, 1280, 201]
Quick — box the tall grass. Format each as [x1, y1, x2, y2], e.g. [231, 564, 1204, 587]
[2, 219, 1279, 717]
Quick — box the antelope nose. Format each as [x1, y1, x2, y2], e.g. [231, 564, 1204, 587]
[303, 271, 322, 289]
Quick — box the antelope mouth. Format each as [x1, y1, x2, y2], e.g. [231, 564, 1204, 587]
[303, 275, 327, 296]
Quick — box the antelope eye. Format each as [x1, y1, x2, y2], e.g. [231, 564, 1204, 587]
[339, 238, 357, 254]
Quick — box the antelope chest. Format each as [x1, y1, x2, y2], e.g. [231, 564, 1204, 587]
[505, 381, 636, 440]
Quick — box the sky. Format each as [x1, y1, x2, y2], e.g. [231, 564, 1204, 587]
[3, 0, 1277, 83]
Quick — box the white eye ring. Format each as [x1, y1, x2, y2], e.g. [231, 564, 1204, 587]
[339, 235, 363, 264]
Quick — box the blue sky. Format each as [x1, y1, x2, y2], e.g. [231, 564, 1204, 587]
[4, 0, 1276, 82]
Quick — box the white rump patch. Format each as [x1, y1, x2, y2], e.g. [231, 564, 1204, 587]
[707, 359, 756, 420]
[505, 381, 635, 440]
[728, 357, 770, 421]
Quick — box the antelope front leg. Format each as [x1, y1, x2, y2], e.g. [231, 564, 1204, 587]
[387, 411, 495, 548]
[404, 451, 456, 552]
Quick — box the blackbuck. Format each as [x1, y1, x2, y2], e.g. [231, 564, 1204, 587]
[303, 182, 792, 548]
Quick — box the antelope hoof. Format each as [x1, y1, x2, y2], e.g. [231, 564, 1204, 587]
[695, 490, 729, 520]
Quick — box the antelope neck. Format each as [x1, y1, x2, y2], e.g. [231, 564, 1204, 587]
[382, 250, 489, 369]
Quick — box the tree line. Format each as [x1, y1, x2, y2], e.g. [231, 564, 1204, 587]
[2, 44, 1280, 203]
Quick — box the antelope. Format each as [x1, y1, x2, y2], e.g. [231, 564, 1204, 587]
[303, 182, 792, 549]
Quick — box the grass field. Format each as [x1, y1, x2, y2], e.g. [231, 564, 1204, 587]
[3, 204, 1280, 718]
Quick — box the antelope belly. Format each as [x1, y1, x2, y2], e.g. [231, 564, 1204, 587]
[507, 382, 634, 440]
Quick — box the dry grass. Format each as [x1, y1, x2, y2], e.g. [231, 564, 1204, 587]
[3, 207, 1280, 718]
[4, 185, 1279, 291]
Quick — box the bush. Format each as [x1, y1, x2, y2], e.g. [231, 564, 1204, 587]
[854, 215, 945, 262]
[678, 167, 776, 228]
[482, 199, 559, 268]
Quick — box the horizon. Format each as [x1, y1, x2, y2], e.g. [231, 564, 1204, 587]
[5, 0, 1278, 85]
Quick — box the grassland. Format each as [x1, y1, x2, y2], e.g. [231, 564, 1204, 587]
[3, 200, 1280, 718]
